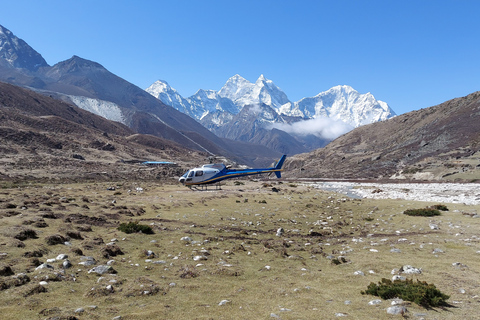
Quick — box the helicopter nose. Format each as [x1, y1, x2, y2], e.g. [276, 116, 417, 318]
[179, 177, 185, 184]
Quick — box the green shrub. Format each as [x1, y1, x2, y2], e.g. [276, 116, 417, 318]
[361, 278, 449, 308]
[403, 208, 441, 217]
[118, 222, 154, 234]
[430, 204, 449, 211]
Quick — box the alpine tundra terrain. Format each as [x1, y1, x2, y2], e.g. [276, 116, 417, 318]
[0, 180, 479, 320]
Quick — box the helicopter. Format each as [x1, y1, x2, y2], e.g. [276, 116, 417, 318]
[179, 155, 286, 188]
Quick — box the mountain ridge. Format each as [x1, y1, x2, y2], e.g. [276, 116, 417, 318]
[146, 75, 396, 129]
[0, 24, 281, 167]
[146, 75, 396, 154]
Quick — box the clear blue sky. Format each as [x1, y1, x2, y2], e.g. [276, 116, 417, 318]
[1, 0, 479, 115]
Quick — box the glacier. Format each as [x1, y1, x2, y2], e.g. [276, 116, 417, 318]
[67, 95, 126, 125]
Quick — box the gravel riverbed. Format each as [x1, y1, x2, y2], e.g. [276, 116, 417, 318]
[308, 182, 480, 205]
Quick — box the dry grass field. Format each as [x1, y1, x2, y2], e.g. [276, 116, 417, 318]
[1, 179, 479, 319]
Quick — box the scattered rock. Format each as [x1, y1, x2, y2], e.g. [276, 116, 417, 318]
[35, 263, 54, 271]
[276, 228, 284, 237]
[387, 305, 407, 315]
[429, 223, 439, 230]
[88, 265, 117, 275]
[79, 256, 97, 266]
[399, 265, 422, 274]
[368, 299, 382, 305]
[180, 236, 192, 243]
[452, 262, 468, 269]
[145, 250, 156, 258]
[193, 255, 208, 261]
[56, 254, 69, 260]
[218, 299, 230, 306]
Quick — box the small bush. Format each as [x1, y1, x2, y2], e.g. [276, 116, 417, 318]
[118, 222, 154, 234]
[361, 278, 449, 308]
[430, 204, 449, 211]
[403, 208, 441, 217]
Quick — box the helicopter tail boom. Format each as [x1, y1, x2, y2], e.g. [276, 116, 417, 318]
[273, 154, 286, 178]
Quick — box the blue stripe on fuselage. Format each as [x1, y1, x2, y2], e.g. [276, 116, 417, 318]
[184, 168, 282, 185]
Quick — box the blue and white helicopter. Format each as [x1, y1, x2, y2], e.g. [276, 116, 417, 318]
[179, 155, 286, 188]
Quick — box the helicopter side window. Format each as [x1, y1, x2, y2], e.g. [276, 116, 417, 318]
[188, 171, 194, 177]
[195, 170, 203, 177]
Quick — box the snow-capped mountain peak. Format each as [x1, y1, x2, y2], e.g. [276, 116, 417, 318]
[217, 74, 291, 110]
[148, 79, 171, 93]
[218, 74, 252, 102]
[287, 84, 395, 127]
[146, 74, 396, 139]
[146, 80, 191, 114]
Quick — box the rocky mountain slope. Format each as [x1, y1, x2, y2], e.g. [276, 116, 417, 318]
[0, 81, 208, 182]
[285, 91, 480, 181]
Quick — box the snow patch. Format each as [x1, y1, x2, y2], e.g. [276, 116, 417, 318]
[68, 96, 126, 125]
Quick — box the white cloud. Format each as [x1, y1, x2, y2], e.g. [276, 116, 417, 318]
[269, 117, 353, 140]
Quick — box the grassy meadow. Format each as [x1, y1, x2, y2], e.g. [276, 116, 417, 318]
[0, 180, 479, 319]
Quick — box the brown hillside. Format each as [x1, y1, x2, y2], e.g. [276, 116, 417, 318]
[285, 91, 480, 181]
[0, 81, 205, 182]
